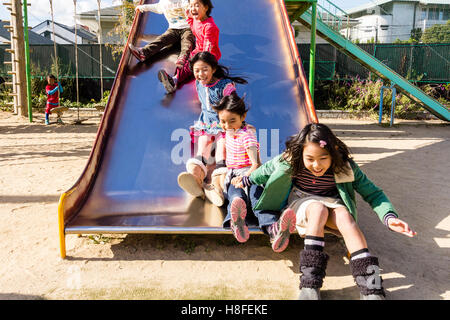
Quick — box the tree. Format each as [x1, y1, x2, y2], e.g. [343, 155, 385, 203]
[106, 0, 136, 57]
[421, 20, 450, 43]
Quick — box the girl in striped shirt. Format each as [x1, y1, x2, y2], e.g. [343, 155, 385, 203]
[213, 93, 296, 250]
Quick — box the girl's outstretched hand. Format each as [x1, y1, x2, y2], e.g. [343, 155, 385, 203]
[231, 176, 244, 189]
[387, 218, 417, 237]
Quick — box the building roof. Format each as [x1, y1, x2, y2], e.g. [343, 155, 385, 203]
[347, 0, 450, 15]
[0, 20, 54, 44]
[77, 5, 121, 20]
[32, 20, 97, 42]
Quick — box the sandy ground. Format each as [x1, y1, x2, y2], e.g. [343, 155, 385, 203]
[0, 109, 449, 300]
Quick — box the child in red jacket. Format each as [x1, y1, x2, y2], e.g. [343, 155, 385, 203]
[158, 0, 221, 94]
[45, 74, 63, 125]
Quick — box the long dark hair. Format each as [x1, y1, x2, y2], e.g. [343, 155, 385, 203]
[213, 92, 248, 116]
[190, 51, 248, 85]
[283, 123, 351, 176]
[190, 0, 214, 17]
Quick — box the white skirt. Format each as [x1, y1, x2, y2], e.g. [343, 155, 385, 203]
[286, 185, 345, 236]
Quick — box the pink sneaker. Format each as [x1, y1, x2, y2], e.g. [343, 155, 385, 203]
[268, 208, 296, 252]
[229, 197, 249, 243]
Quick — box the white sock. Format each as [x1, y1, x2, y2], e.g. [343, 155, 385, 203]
[350, 248, 371, 260]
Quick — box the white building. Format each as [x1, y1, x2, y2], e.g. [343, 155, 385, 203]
[345, 0, 449, 43]
[32, 20, 97, 44]
[76, 5, 123, 44]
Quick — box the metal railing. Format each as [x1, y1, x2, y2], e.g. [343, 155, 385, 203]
[313, 0, 350, 38]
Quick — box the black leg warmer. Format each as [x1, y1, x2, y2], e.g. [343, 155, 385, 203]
[299, 249, 329, 289]
[350, 256, 385, 297]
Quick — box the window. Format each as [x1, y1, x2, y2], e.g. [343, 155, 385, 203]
[428, 7, 439, 20]
[421, 8, 427, 20]
[443, 7, 450, 20]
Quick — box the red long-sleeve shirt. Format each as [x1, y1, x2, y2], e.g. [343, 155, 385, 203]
[46, 83, 62, 105]
[188, 16, 221, 61]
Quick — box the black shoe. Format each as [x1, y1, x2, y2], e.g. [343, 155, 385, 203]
[158, 69, 176, 94]
[128, 43, 146, 62]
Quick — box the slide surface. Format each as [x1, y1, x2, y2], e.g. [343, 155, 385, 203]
[59, 0, 317, 236]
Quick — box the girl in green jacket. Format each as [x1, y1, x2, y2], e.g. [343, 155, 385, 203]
[234, 123, 416, 300]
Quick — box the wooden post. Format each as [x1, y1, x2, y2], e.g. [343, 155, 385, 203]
[4, 2, 18, 114]
[97, 0, 104, 99]
[74, 0, 80, 122]
[11, 0, 28, 117]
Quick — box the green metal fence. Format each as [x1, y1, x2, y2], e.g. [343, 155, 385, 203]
[298, 43, 450, 83]
[0, 44, 120, 79]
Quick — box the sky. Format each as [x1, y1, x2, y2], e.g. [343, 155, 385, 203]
[0, 0, 369, 28]
[0, 0, 122, 27]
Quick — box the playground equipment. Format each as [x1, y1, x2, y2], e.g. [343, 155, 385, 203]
[48, 0, 69, 124]
[378, 84, 397, 127]
[51, 105, 69, 124]
[3, 0, 29, 119]
[57, 0, 317, 258]
[292, 0, 449, 121]
[58, 0, 448, 258]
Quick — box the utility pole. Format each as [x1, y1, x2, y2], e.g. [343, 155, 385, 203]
[375, 18, 378, 43]
[9, 0, 28, 117]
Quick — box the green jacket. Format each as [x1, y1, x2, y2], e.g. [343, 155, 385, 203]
[249, 154, 398, 223]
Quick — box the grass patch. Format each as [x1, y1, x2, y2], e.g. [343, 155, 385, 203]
[62, 280, 295, 300]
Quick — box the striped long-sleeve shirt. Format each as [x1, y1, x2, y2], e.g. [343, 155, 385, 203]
[293, 168, 339, 197]
[225, 124, 259, 169]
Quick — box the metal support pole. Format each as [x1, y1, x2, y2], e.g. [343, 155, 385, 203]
[309, 0, 317, 102]
[379, 84, 397, 127]
[23, 0, 32, 122]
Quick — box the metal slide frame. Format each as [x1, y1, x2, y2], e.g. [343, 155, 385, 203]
[57, 0, 317, 258]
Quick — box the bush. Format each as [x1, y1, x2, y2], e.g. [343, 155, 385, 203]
[315, 77, 449, 118]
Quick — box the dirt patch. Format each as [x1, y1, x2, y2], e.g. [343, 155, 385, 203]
[0, 111, 448, 299]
